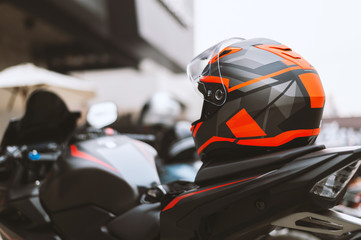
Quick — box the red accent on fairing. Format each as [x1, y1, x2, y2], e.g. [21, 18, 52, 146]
[197, 136, 235, 154]
[162, 175, 259, 212]
[70, 145, 119, 173]
[226, 109, 266, 138]
[132, 140, 153, 165]
[236, 128, 321, 147]
[192, 122, 203, 137]
[105, 128, 115, 136]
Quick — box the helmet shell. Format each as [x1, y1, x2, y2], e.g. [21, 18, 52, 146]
[189, 38, 325, 159]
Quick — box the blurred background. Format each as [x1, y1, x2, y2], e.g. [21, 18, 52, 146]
[1, 0, 361, 147]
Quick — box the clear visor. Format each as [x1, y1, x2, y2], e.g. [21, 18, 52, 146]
[187, 37, 245, 106]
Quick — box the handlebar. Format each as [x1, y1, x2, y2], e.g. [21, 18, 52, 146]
[0, 143, 61, 164]
[28, 150, 60, 162]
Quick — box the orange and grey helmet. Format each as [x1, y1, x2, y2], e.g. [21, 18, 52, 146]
[187, 38, 325, 160]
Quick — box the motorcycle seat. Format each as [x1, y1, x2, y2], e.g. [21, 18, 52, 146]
[195, 144, 325, 185]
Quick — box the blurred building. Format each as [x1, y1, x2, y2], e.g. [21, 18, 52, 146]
[317, 117, 361, 147]
[323, 117, 361, 130]
[0, 0, 194, 73]
[0, 0, 196, 139]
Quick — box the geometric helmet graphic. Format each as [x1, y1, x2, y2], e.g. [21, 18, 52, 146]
[187, 38, 325, 159]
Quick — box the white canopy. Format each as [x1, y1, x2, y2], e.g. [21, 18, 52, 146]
[0, 63, 95, 110]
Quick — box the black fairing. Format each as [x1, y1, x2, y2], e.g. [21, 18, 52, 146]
[195, 145, 324, 186]
[160, 146, 361, 240]
[107, 203, 160, 240]
[39, 135, 160, 239]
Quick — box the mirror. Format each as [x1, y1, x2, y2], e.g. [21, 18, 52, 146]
[87, 102, 118, 129]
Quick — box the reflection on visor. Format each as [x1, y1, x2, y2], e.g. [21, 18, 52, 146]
[209, 47, 243, 65]
[187, 37, 245, 106]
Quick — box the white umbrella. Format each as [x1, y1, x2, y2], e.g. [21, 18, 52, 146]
[0, 63, 95, 111]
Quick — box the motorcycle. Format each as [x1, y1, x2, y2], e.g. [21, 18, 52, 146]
[105, 92, 201, 183]
[0, 90, 80, 240]
[1, 90, 361, 240]
[0, 89, 197, 240]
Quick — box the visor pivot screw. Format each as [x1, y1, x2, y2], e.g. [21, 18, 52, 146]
[215, 89, 224, 101]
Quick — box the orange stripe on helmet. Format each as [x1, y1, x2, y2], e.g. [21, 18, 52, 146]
[255, 44, 313, 70]
[197, 129, 320, 154]
[210, 47, 242, 64]
[298, 73, 325, 108]
[282, 59, 296, 66]
[192, 122, 203, 137]
[236, 128, 320, 147]
[190, 125, 195, 132]
[226, 109, 266, 138]
[197, 136, 235, 154]
[228, 66, 301, 92]
[200, 76, 230, 91]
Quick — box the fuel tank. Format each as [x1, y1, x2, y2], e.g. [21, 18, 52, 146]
[40, 135, 160, 215]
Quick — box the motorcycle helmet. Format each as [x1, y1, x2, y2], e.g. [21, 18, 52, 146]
[188, 38, 325, 160]
[138, 92, 183, 127]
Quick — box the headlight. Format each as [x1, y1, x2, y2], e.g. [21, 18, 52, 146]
[310, 160, 361, 199]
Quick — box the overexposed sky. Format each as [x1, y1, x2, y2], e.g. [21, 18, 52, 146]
[194, 0, 361, 117]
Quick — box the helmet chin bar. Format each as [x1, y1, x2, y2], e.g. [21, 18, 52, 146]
[271, 210, 361, 236]
[200, 99, 221, 120]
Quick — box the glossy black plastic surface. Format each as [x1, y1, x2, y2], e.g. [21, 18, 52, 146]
[40, 135, 159, 214]
[195, 145, 325, 185]
[161, 146, 361, 239]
